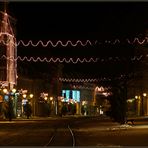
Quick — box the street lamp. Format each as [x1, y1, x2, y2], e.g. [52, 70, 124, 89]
[29, 94, 35, 116]
[23, 94, 27, 99]
[142, 93, 147, 116]
[135, 95, 141, 116]
[50, 97, 53, 101]
[44, 96, 48, 101]
[29, 94, 33, 99]
[12, 88, 16, 94]
[3, 88, 8, 94]
[143, 93, 147, 97]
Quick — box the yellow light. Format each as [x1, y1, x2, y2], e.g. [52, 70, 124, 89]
[50, 97, 53, 101]
[29, 94, 33, 98]
[44, 97, 48, 101]
[23, 94, 27, 98]
[12, 88, 16, 93]
[135, 96, 138, 99]
[82, 101, 86, 105]
[143, 93, 147, 97]
[3, 88, 8, 94]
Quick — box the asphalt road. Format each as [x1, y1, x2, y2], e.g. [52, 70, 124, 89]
[0, 116, 148, 146]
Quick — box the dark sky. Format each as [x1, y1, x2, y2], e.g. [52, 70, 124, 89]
[1, 2, 148, 82]
[6, 2, 148, 40]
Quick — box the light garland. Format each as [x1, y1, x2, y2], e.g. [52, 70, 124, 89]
[0, 55, 98, 63]
[1, 31, 148, 47]
[95, 37, 148, 45]
[71, 85, 111, 90]
[59, 74, 134, 83]
[59, 78, 99, 83]
[72, 85, 94, 90]
[0, 55, 145, 63]
[0, 37, 93, 47]
[17, 40, 92, 47]
[126, 38, 148, 45]
[15, 37, 148, 46]
[58, 75, 128, 83]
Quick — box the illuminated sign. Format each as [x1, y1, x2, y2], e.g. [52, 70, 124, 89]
[62, 90, 80, 102]
[4, 95, 9, 101]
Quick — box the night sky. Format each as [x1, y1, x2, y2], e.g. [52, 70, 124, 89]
[1, 2, 148, 83]
[7, 2, 148, 40]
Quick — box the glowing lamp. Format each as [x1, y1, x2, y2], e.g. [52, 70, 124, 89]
[143, 93, 147, 97]
[29, 94, 33, 98]
[3, 88, 8, 94]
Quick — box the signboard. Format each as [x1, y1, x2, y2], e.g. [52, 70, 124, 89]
[62, 90, 80, 102]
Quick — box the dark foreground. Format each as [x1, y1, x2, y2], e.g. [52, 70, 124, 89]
[0, 116, 148, 147]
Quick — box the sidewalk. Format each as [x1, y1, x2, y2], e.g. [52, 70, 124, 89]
[1, 116, 148, 130]
[0, 114, 84, 122]
[0, 116, 61, 122]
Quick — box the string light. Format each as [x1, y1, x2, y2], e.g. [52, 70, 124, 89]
[0, 37, 93, 47]
[71, 85, 112, 90]
[17, 40, 92, 47]
[15, 37, 148, 47]
[96, 37, 148, 45]
[16, 37, 148, 46]
[126, 38, 148, 45]
[0, 55, 98, 63]
[59, 74, 134, 83]
[0, 54, 146, 63]
[72, 85, 94, 90]
[1, 31, 148, 47]
[58, 75, 128, 83]
[0, 55, 146, 63]
[59, 78, 99, 83]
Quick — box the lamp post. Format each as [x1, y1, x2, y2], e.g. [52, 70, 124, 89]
[28, 93, 33, 105]
[29, 94, 34, 116]
[22, 93, 27, 117]
[135, 95, 141, 116]
[142, 93, 147, 116]
[49, 97, 54, 116]
[11, 88, 16, 117]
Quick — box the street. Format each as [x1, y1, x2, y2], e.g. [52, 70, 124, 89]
[0, 116, 148, 146]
